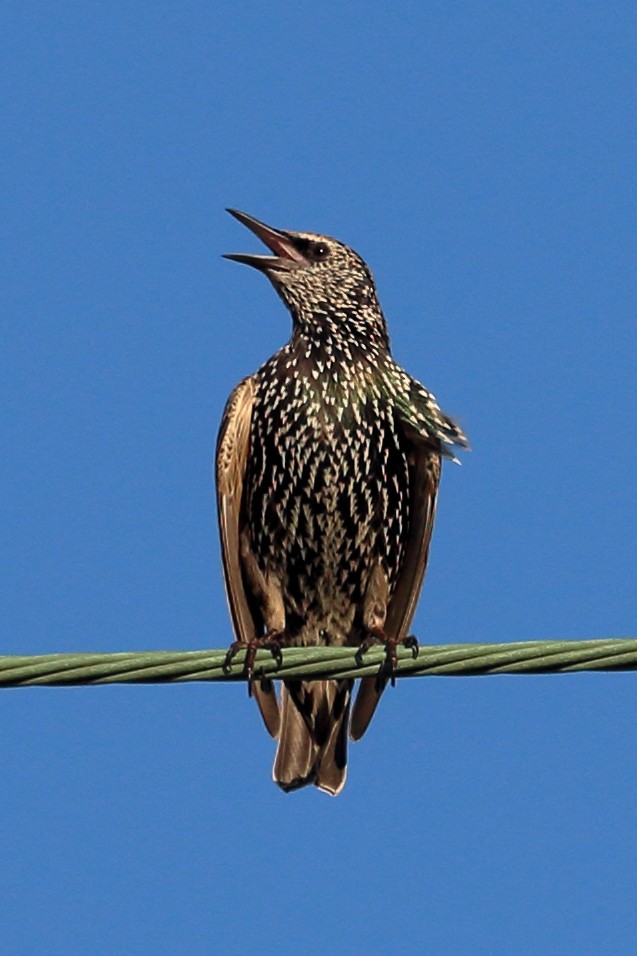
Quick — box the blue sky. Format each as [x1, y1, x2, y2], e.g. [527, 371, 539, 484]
[2, 3, 636, 953]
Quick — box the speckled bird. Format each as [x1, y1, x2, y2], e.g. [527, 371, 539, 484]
[216, 209, 468, 795]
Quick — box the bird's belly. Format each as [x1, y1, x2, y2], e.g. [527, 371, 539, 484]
[247, 408, 410, 646]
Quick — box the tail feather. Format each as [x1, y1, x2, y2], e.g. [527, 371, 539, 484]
[314, 687, 351, 796]
[273, 679, 353, 795]
[273, 682, 317, 791]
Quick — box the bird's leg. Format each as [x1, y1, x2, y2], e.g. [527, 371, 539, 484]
[223, 629, 284, 697]
[261, 629, 284, 667]
[358, 564, 418, 687]
[223, 533, 286, 692]
[226, 530, 286, 694]
[355, 628, 419, 689]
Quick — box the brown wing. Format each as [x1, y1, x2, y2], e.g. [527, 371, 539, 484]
[216, 376, 280, 738]
[385, 442, 441, 642]
[350, 436, 441, 741]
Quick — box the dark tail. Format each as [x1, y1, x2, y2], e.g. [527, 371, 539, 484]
[273, 679, 353, 796]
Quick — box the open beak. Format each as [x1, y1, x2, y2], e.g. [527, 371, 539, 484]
[224, 209, 307, 273]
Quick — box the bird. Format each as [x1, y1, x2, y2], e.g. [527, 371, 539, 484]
[216, 209, 468, 795]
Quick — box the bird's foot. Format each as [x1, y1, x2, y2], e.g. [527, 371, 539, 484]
[355, 629, 419, 689]
[223, 629, 283, 697]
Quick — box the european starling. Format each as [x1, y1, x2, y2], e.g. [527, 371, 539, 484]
[216, 209, 468, 795]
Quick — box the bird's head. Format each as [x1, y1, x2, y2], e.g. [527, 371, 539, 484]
[224, 209, 388, 343]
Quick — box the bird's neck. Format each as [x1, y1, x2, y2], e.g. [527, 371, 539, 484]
[288, 307, 391, 359]
[275, 323, 393, 414]
[287, 327, 390, 377]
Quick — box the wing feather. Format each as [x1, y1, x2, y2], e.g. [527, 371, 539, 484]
[216, 377, 280, 737]
[386, 443, 440, 642]
[351, 436, 440, 741]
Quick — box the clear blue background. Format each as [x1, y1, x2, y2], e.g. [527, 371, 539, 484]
[2, 3, 636, 954]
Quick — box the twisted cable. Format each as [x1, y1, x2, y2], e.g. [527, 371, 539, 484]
[1, 638, 636, 687]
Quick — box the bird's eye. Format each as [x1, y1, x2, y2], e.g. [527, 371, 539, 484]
[313, 243, 330, 260]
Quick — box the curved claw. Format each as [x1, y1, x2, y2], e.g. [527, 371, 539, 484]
[223, 641, 244, 675]
[386, 651, 398, 689]
[404, 635, 419, 659]
[223, 631, 284, 696]
[355, 634, 377, 668]
[357, 630, 420, 688]
[263, 634, 283, 668]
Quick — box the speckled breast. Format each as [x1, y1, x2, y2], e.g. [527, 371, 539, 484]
[245, 347, 411, 643]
